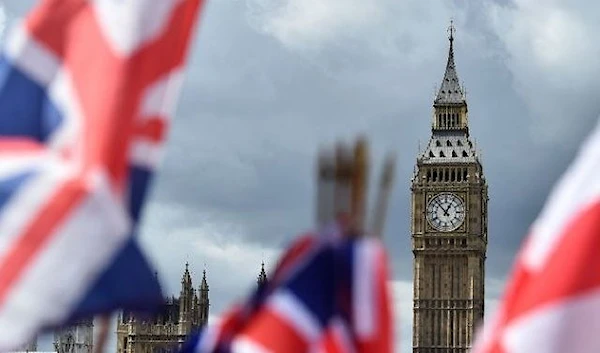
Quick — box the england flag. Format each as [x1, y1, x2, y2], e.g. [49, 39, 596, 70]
[472, 118, 600, 353]
[0, 0, 204, 350]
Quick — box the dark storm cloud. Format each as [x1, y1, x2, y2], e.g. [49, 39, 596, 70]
[155, 0, 600, 315]
[151, 0, 534, 282]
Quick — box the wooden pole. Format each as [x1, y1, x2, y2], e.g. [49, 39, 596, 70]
[317, 136, 395, 238]
[316, 149, 336, 228]
[370, 152, 396, 238]
[334, 143, 353, 230]
[93, 315, 110, 353]
[350, 137, 368, 236]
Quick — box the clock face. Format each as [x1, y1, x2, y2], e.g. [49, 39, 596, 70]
[426, 193, 465, 232]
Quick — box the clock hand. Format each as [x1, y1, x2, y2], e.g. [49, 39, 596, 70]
[436, 200, 447, 212]
[441, 203, 451, 216]
[436, 201, 450, 217]
[432, 200, 441, 211]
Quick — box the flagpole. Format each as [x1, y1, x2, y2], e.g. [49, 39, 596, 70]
[350, 137, 368, 235]
[370, 152, 396, 238]
[93, 315, 110, 353]
[316, 149, 336, 227]
[334, 143, 353, 226]
[318, 136, 395, 239]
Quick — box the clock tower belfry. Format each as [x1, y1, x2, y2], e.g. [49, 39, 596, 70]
[411, 22, 488, 353]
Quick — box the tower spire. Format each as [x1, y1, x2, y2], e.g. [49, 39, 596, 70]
[435, 19, 464, 105]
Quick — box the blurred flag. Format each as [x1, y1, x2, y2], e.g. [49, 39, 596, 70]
[472, 120, 600, 353]
[0, 0, 203, 349]
[181, 223, 393, 353]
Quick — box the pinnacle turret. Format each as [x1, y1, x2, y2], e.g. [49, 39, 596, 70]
[179, 262, 194, 325]
[182, 262, 192, 286]
[198, 269, 209, 327]
[257, 262, 267, 285]
[200, 269, 209, 292]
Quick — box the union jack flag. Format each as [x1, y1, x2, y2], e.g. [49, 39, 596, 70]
[181, 222, 393, 353]
[0, 0, 203, 350]
[472, 119, 600, 353]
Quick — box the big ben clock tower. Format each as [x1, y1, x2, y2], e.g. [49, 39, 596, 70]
[411, 22, 488, 353]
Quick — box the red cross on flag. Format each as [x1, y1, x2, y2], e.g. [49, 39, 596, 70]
[472, 120, 600, 353]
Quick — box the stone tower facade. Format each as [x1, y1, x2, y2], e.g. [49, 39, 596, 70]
[53, 317, 94, 353]
[411, 23, 488, 353]
[116, 264, 209, 353]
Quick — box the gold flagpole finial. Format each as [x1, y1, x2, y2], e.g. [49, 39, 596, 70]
[315, 135, 396, 239]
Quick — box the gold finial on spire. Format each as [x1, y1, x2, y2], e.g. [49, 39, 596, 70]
[448, 18, 456, 43]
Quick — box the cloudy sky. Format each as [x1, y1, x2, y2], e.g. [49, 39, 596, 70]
[4, 0, 600, 352]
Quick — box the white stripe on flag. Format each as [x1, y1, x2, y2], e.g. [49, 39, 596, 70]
[0, 154, 46, 180]
[330, 317, 357, 353]
[129, 139, 163, 170]
[268, 290, 321, 342]
[230, 336, 272, 353]
[92, 0, 186, 55]
[46, 69, 85, 156]
[139, 69, 184, 119]
[525, 120, 600, 270]
[353, 239, 378, 338]
[503, 288, 600, 353]
[0, 169, 130, 351]
[0, 158, 71, 263]
[5, 23, 60, 88]
[195, 320, 221, 353]
[130, 69, 184, 170]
